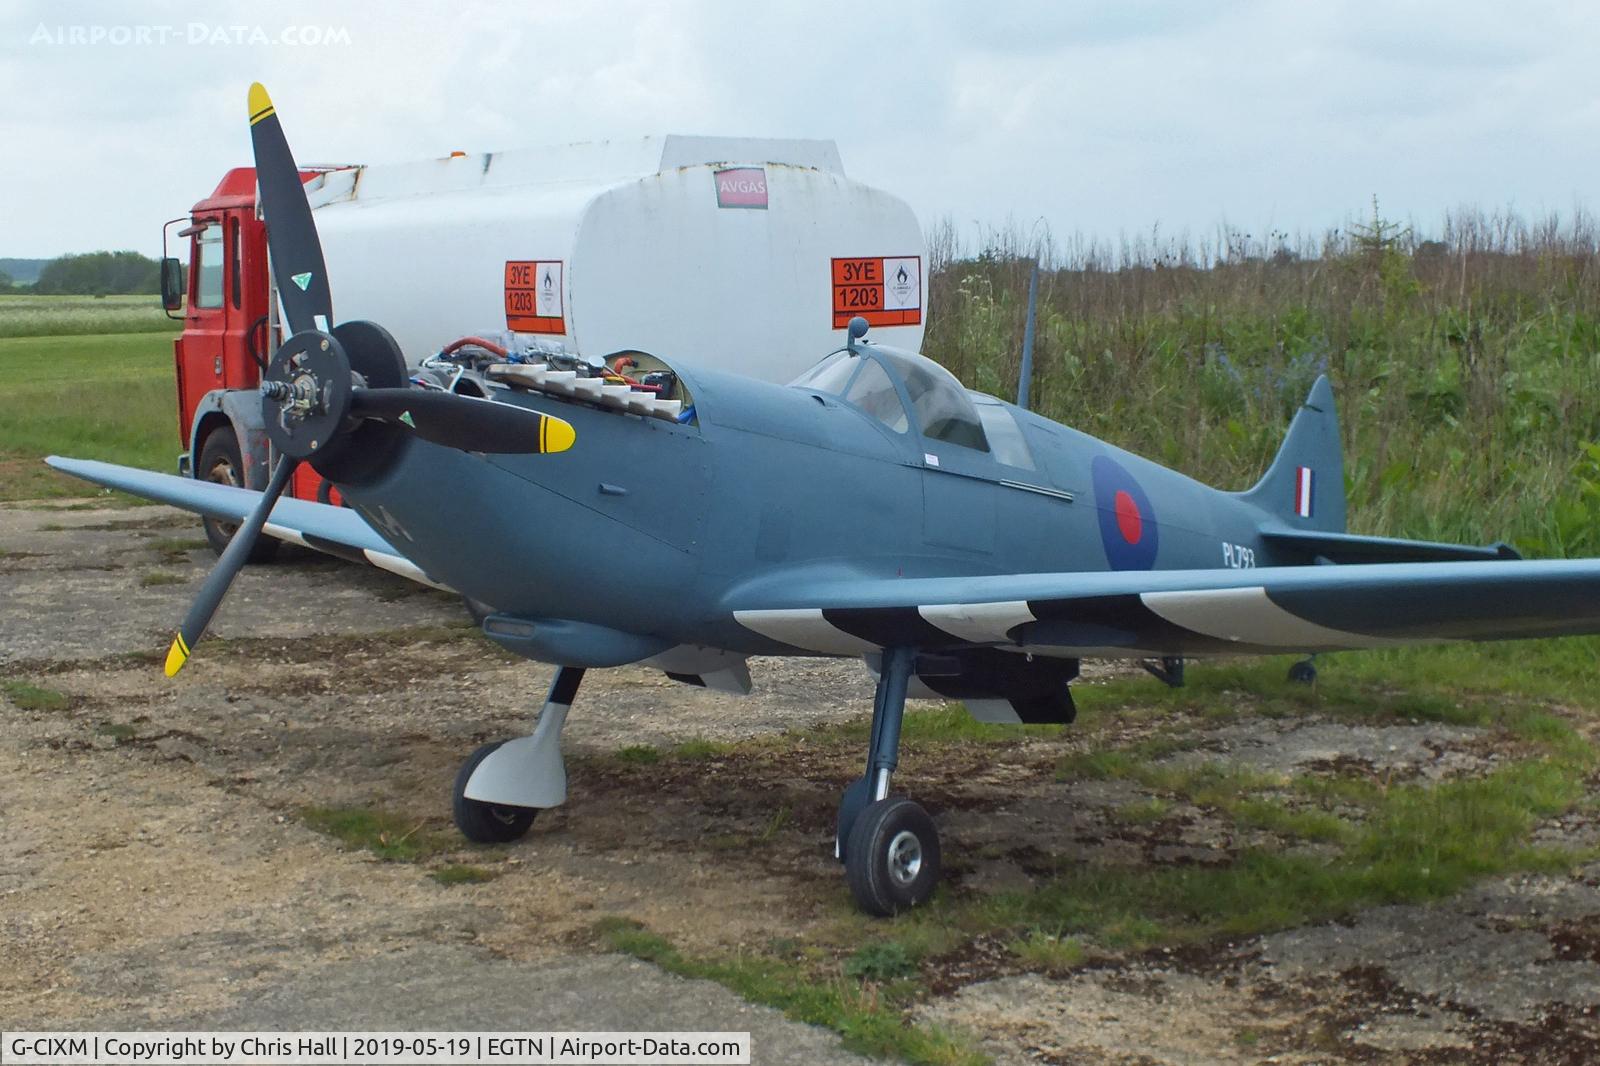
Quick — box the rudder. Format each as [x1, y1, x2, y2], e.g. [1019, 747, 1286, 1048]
[1238, 374, 1345, 533]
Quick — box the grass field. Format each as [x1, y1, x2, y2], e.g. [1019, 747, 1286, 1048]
[0, 307, 177, 501]
[0, 293, 178, 338]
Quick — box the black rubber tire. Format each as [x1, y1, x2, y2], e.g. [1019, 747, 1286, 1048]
[845, 796, 941, 916]
[196, 429, 280, 563]
[452, 741, 537, 844]
[1287, 660, 1318, 685]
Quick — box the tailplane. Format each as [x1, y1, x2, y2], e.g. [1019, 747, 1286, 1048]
[1237, 374, 1345, 533]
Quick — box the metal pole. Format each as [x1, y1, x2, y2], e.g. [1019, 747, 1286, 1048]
[1017, 258, 1039, 411]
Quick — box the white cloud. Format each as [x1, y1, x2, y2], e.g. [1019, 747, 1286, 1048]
[2, 0, 1598, 257]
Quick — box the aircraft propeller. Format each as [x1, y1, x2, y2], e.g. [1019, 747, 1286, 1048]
[163, 84, 576, 678]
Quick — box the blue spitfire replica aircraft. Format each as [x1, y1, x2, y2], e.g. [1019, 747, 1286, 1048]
[48, 85, 1600, 915]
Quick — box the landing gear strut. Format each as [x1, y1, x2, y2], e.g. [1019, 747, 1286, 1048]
[451, 666, 585, 843]
[836, 647, 942, 915]
[1140, 656, 1185, 688]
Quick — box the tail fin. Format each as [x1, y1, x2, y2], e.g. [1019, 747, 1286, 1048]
[1238, 374, 1345, 533]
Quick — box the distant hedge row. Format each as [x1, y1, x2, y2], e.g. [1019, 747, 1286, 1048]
[2, 251, 160, 295]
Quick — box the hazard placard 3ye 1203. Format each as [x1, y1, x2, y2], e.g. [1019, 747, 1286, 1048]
[831, 256, 921, 328]
[505, 260, 565, 334]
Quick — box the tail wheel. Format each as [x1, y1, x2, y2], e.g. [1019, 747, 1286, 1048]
[452, 741, 537, 843]
[196, 430, 280, 563]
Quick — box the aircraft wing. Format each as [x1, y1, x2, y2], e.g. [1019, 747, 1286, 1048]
[44, 457, 451, 591]
[726, 559, 1600, 657]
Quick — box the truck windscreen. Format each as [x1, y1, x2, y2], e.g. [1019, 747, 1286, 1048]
[195, 227, 224, 309]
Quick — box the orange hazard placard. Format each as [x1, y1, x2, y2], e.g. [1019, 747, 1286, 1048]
[831, 256, 921, 328]
[505, 260, 565, 334]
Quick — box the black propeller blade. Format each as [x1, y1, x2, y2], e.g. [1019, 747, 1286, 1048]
[164, 455, 298, 676]
[161, 84, 577, 680]
[248, 83, 333, 335]
[352, 388, 576, 454]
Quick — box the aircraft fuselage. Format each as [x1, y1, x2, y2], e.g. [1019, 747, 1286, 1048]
[339, 350, 1292, 663]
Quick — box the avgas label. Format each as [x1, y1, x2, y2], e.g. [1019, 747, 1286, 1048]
[831, 256, 922, 328]
[504, 260, 565, 334]
[714, 166, 768, 209]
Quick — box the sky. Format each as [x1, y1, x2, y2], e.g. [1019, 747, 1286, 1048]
[4, 0, 1599, 259]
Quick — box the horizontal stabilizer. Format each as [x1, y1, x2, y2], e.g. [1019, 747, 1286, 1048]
[1261, 527, 1521, 565]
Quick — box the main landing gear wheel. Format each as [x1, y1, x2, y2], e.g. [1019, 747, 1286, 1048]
[835, 646, 947, 916]
[1288, 658, 1318, 685]
[845, 796, 942, 916]
[452, 741, 537, 843]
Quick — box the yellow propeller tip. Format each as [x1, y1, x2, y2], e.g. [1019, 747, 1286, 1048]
[164, 633, 191, 678]
[542, 416, 576, 454]
[247, 82, 275, 125]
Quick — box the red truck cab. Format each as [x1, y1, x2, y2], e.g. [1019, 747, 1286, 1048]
[164, 167, 347, 555]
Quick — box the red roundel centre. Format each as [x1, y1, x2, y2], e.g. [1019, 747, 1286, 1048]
[1113, 490, 1143, 543]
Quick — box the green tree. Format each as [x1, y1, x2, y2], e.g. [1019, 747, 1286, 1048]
[33, 251, 161, 295]
[1348, 195, 1412, 257]
[1347, 196, 1419, 307]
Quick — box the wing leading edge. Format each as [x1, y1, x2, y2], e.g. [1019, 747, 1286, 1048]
[44, 457, 450, 591]
[727, 559, 1600, 658]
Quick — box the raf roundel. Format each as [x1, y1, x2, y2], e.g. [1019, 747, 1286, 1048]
[1113, 490, 1142, 543]
[1092, 455, 1159, 570]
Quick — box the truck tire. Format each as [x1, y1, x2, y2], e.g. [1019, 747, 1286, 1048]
[196, 429, 281, 563]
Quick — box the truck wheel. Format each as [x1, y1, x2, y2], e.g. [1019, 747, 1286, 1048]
[197, 429, 281, 563]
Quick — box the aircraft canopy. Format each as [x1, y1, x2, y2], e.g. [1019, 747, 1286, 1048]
[790, 344, 990, 453]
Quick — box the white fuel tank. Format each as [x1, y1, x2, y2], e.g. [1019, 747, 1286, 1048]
[302, 136, 926, 382]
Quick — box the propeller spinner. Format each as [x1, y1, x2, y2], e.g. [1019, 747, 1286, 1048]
[163, 84, 576, 678]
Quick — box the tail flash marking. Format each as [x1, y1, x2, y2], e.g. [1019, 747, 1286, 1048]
[1295, 466, 1314, 519]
